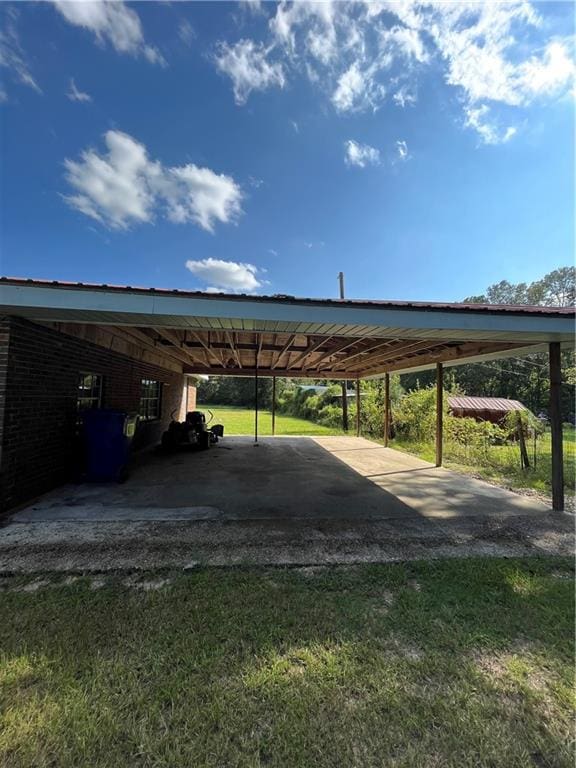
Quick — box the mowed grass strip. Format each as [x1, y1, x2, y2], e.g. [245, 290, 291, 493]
[392, 425, 576, 497]
[1, 557, 574, 768]
[199, 404, 344, 436]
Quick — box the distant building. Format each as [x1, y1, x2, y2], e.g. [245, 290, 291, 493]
[297, 385, 362, 399]
[448, 396, 528, 425]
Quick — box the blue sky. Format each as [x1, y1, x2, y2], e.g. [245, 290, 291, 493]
[0, 1, 574, 302]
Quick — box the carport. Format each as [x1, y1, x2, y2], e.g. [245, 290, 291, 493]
[0, 278, 573, 516]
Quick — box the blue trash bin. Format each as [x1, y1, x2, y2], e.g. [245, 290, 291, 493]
[81, 409, 138, 482]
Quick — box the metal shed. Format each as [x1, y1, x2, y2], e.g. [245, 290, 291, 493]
[448, 396, 529, 424]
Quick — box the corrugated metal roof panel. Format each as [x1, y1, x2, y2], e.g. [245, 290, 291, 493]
[448, 396, 527, 412]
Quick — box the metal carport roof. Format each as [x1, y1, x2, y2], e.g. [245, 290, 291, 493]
[0, 277, 574, 378]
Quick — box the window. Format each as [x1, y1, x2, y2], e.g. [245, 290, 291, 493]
[77, 373, 103, 411]
[140, 379, 162, 421]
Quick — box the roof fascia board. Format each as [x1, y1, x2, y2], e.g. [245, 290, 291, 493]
[1, 284, 574, 340]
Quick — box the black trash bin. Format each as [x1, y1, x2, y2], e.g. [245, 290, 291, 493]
[82, 409, 138, 482]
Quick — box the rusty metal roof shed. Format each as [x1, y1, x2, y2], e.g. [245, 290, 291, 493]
[448, 396, 527, 413]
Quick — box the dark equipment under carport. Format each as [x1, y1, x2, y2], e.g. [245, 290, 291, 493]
[161, 410, 224, 452]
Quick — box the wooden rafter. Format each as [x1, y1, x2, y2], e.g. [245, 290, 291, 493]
[310, 337, 369, 370]
[331, 338, 397, 370]
[225, 331, 242, 368]
[287, 336, 332, 370]
[153, 327, 210, 368]
[112, 326, 190, 369]
[335, 339, 446, 372]
[271, 334, 296, 369]
[188, 330, 223, 366]
[362, 341, 524, 376]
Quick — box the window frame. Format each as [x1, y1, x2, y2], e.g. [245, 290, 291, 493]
[77, 372, 103, 412]
[139, 379, 162, 421]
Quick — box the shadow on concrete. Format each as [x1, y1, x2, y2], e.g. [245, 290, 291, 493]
[10, 435, 552, 528]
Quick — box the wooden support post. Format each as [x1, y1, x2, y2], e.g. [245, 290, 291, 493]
[549, 342, 564, 511]
[341, 380, 349, 432]
[254, 351, 259, 445]
[436, 363, 443, 467]
[271, 376, 276, 436]
[384, 373, 390, 447]
[356, 377, 361, 437]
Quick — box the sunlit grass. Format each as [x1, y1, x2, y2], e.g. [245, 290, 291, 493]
[199, 404, 344, 436]
[1, 558, 574, 767]
[390, 425, 576, 498]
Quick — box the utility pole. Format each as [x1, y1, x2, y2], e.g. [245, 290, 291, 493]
[338, 272, 349, 432]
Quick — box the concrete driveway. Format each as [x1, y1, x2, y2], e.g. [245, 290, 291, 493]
[1, 437, 572, 571]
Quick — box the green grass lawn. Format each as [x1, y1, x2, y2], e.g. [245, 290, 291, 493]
[391, 425, 576, 498]
[200, 404, 344, 436]
[1, 558, 573, 767]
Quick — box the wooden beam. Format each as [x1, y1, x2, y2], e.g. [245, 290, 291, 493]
[45, 321, 183, 374]
[362, 341, 522, 377]
[336, 339, 445, 373]
[384, 372, 390, 447]
[310, 337, 367, 370]
[332, 338, 397, 369]
[112, 326, 189, 370]
[549, 341, 564, 511]
[225, 331, 242, 368]
[436, 362, 443, 467]
[271, 334, 296, 369]
[182, 366, 354, 379]
[153, 328, 210, 368]
[188, 330, 223, 366]
[287, 336, 332, 370]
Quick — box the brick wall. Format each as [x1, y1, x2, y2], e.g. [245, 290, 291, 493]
[0, 317, 185, 515]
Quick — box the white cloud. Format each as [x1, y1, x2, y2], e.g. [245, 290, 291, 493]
[185, 258, 263, 293]
[52, 0, 164, 65]
[67, 78, 91, 103]
[464, 105, 517, 146]
[393, 85, 417, 108]
[64, 130, 243, 232]
[344, 139, 380, 168]
[333, 61, 385, 113]
[0, 8, 42, 95]
[520, 40, 576, 99]
[178, 19, 195, 47]
[214, 1, 575, 143]
[396, 140, 409, 161]
[215, 39, 285, 105]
